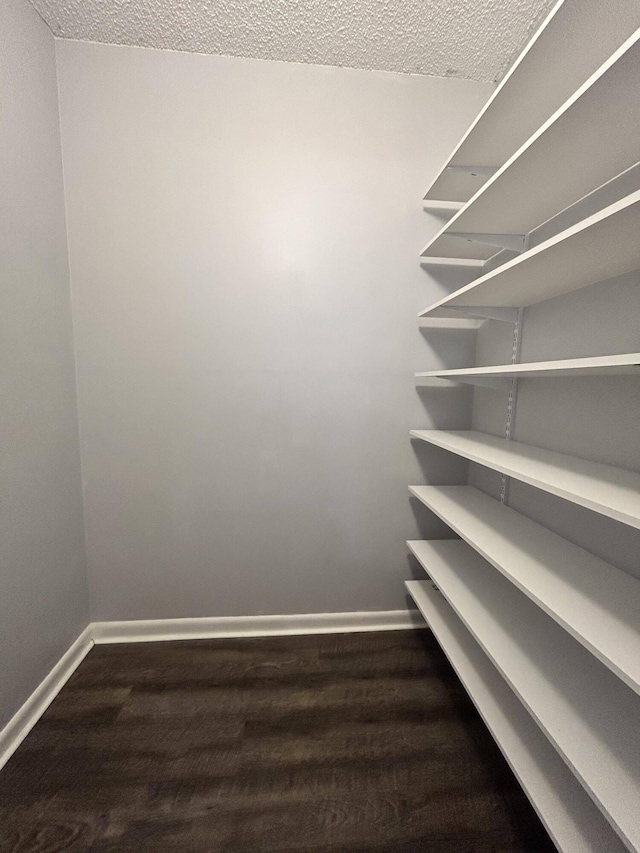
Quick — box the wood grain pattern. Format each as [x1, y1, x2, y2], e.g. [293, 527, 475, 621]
[0, 630, 555, 852]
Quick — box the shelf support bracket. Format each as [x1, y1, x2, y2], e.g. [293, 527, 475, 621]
[416, 375, 512, 391]
[500, 307, 524, 505]
[415, 377, 462, 389]
[449, 232, 527, 252]
[450, 306, 519, 324]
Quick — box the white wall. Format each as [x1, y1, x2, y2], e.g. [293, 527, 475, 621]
[0, 1, 89, 728]
[56, 40, 491, 620]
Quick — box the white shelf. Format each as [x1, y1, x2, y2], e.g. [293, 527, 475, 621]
[418, 189, 640, 314]
[422, 200, 464, 214]
[416, 352, 640, 383]
[419, 256, 485, 269]
[418, 317, 484, 330]
[422, 28, 640, 257]
[405, 541, 640, 851]
[405, 580, 628, 853]
[425, 0, 640, 202]
[408, 485, 640, 695]
[409, 429, 640, 530]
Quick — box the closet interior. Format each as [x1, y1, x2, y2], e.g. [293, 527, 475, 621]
[407, 2, 640, 850]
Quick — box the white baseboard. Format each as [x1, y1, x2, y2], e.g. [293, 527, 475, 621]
[92, 609, 426, 644]
[0, 625, 93, 772]
[0, 609, 425, 772]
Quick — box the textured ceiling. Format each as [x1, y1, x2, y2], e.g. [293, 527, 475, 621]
[30, 0, 555, 82]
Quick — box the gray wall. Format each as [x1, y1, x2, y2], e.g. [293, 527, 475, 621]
[0, 1, 89, 728]
[55, 40, 491, 620]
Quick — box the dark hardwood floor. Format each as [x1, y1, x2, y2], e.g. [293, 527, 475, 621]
[0, 630, 555, 852]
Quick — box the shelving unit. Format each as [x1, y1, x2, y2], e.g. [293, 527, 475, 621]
[408, 486, 640, 694]
[421, 29, 640, 259]
[425, 0, 640, 203]
[416, 352, 640, 384]
[418, 189, 640, 316]
[405, 580, 628, 853]
[411, 4, 640, 850]
[405, 541, 640, 851]
[410, 430, 640, 529]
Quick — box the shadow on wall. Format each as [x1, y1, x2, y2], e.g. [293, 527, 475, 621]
[415, 385, 474, 431]
[406, 551, 443, 583]
[410, 435, 469, 484]
[418, 326, 479, 370]
[408, 495, 459, 543]
[418, 265, 483, 304]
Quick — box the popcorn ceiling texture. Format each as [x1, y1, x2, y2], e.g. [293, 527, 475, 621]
[30, 0, 555, 81]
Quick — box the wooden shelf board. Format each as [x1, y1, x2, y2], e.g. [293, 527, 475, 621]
[408, 484, 640, 695]
[418, 189, 640, 313]
[405, 541, 640, 851]
[416, 352, 640, 381]
[409, 429, 640, 529]
[405, 580, 628, 853]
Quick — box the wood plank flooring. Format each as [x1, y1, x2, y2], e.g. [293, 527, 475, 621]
[0, 630, 555, 852]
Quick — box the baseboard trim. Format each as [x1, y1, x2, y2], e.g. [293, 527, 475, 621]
[0, 626, 93, 772]
[0, 610, 426, 771]
[92, 609, 426, 644]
